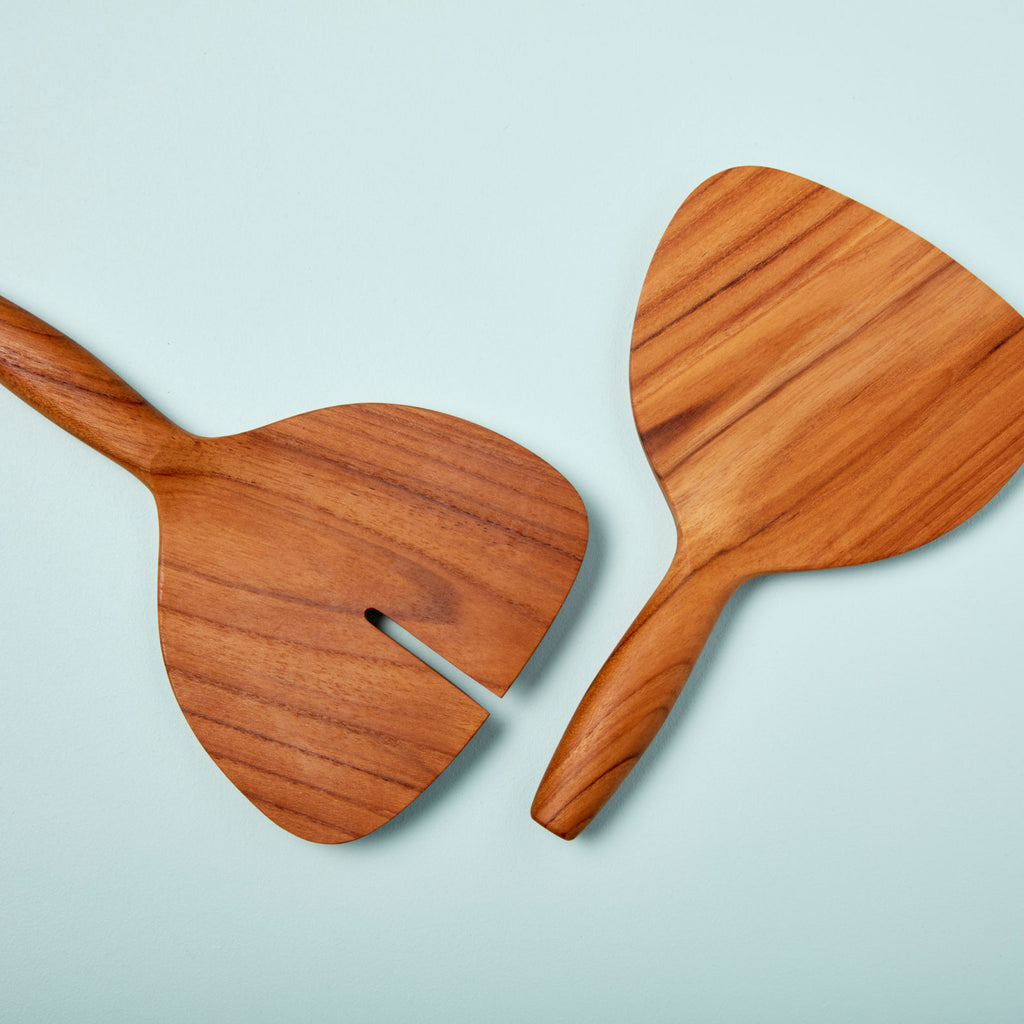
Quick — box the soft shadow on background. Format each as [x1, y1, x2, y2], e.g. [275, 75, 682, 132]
[357, 494, 609, 847]
[582, 465, 1024, 842]
[4, 4, 1024, 1023]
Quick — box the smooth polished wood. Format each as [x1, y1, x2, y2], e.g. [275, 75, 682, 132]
[0, 295, 588, 843]
[533, 165, 1024, 839]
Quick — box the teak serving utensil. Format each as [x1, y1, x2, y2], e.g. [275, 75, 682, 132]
[533, 165, 1024, 839]
[0, 295, 588, 843]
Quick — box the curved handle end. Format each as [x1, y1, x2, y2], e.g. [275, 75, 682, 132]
[531, 554, 738, 839]
[532, 757, 640, 839]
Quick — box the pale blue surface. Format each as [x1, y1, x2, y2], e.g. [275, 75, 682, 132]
[2, 3, 1024, 1021]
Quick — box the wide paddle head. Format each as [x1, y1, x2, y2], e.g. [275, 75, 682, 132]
[0, 295, 588, 844]
[155, 405, 587, 843]
[533, 166, 1024, 839]
[630, 165, 1024, 574]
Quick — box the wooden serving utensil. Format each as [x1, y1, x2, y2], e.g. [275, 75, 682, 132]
[533, 165, 1024, 839]
[0, 295, 588, 843]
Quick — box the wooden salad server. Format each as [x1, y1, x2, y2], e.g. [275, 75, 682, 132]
[533, 165, 1024, 839]
[0, 296, 588, 843]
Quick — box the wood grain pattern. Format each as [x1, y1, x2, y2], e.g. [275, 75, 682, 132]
[0, 295, 588, 843]
[532, 165, 1024, 839]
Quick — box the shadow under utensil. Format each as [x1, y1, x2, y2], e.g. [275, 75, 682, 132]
[572, 573, 767, 843]
[576, 461, 1024, 844]
[342, 491, 605, 848]
[348, 711, 506, 849]
[503, 487, 607, 699]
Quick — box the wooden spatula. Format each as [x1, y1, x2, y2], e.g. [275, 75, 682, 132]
[532, 165, 1024, 839]
[0, 295, 588, 843]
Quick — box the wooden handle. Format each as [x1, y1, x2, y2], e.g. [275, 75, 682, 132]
[532, 551, 738, 839]
[0, 295, 189, 481]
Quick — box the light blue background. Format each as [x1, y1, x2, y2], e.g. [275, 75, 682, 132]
[2, 3, 1024, 1021]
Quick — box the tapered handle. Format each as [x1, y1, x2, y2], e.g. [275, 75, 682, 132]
[0, 295, 189, 482]
[532, 551, 738, 839]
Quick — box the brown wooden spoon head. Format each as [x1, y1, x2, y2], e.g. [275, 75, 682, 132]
[0, 295, 588, 845]
[630, 165, 1024, 578]
[531, 166, 1024, 841]
[153, 404, 587, 843]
